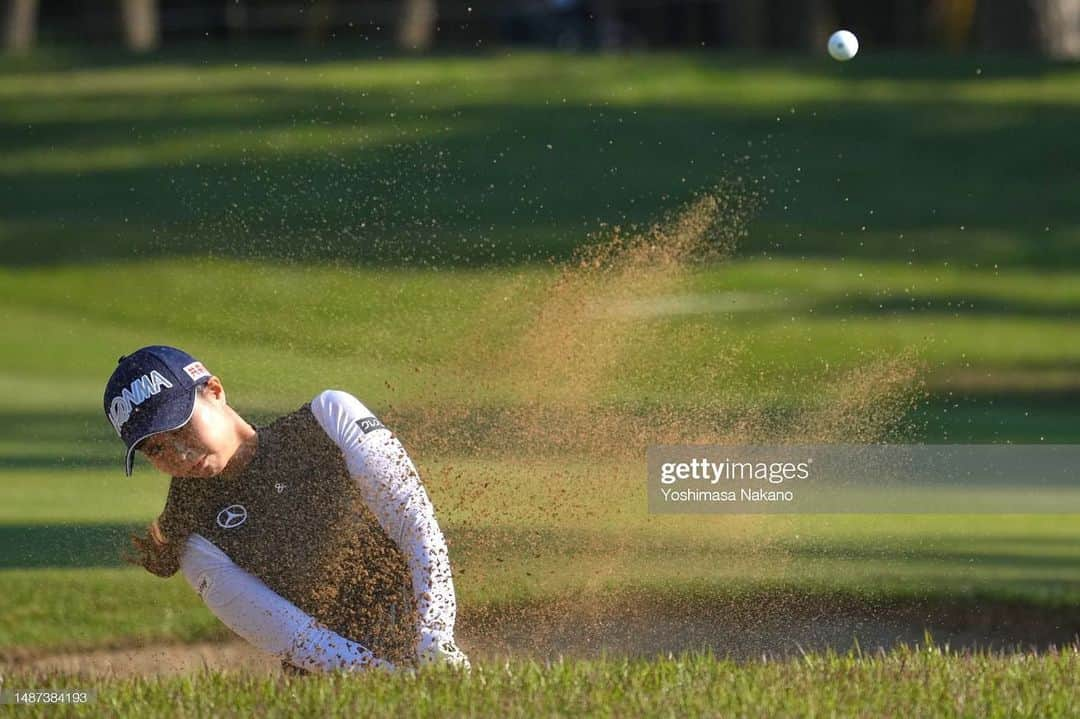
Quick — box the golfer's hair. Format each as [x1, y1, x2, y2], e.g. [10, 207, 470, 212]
[123, 521, 182, 578]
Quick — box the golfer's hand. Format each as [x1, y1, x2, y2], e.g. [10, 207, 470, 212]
[417, 629, 471, 670]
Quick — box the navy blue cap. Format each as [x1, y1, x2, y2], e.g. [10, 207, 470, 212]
[103, 345, 212, 476]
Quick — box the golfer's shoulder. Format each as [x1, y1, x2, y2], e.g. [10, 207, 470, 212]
[308, 389, 387, 440]
[159, 475, 212, 532]
[309, 388, 380, 420]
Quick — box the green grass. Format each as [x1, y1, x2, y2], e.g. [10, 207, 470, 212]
[7, 647, 1080, 717]
[2, 48, 1080, 657]
[1, 50, 1077, 268]
[3, 257, 1080, 413]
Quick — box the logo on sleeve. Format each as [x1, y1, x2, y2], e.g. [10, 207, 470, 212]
[355, 416, 386, 435]
[216, 504, 248, 529]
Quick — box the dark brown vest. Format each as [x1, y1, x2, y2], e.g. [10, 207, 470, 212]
[156, 403, 417, 666]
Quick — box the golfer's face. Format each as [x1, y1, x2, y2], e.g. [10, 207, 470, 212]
[137, 397, 228, 477]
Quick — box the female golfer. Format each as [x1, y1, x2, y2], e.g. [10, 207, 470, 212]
[104, 344, 469, 675]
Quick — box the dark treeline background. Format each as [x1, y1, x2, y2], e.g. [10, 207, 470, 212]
[4, 0, 1079, 57]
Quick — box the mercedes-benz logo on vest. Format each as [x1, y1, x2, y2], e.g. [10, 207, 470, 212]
[216, 504, 248, 529]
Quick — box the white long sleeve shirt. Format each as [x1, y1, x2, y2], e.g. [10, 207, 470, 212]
[176, 390, 459, 672]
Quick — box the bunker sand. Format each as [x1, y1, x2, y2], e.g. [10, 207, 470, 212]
[5, 597, 1078, 679]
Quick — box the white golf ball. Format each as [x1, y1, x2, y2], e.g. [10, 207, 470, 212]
[827, 30, 859, 61]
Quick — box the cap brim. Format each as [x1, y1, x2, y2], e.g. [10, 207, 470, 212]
[122, 385, 201, 477]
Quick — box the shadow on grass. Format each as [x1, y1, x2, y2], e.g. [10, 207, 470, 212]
[0, 51, 1076, 269]
[1, 43, 1073, 80]
[0, 411, 126, 470]
[6, 520, 1080, 577]
[910, 393, 1080, 443]
[0, 523, 142, 569]
[810, 294, 1080, 320]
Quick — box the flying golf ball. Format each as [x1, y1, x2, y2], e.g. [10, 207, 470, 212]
[827, 30, 859, 61]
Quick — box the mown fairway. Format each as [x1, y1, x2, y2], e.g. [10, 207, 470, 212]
[1, 46, 1079, 690]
